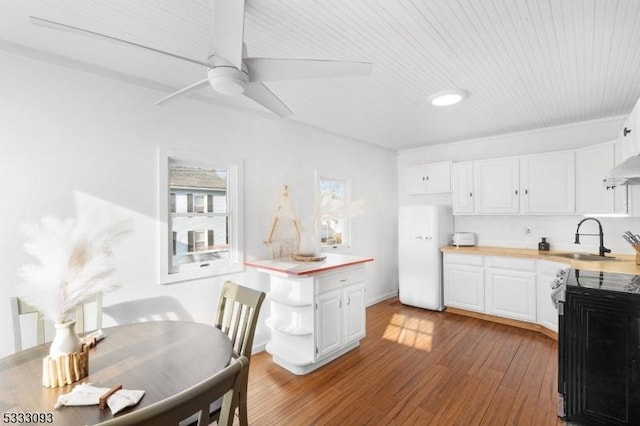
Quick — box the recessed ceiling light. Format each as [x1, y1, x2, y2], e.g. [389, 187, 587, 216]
[428, 89, 467, 106]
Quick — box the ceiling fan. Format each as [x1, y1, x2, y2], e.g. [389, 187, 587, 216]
[30, 0, 373, 117]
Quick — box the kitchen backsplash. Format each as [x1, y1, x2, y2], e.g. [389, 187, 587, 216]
[454, 215, 640, 254]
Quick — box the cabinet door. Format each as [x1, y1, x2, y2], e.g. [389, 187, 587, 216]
[474, 158, 520, 214]
[485, 268, 536, 322]
[402, 162, 452, 195]
[576, 143, 615, 214]
[614, 138, 631, 214]
[444, 264, 485, 312]
[425, 161, 452, 193]
[536, 261, 565, 332]
[344, 284, 365, 344]
[617, 103, 638, 160]
[520, 151, 575, 214]
[452, 162, 474, 214]
[315, 289, 343, 359]
[402, 164, 428, 195]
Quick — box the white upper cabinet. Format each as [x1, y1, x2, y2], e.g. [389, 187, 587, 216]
[402, 161, 452, 194]
[474, 158, 520, 214]
[576, 141, 625, 215]
[452, 162, 474, 214]
[617, 97, 640, 160]
[520, 151, 575, 214]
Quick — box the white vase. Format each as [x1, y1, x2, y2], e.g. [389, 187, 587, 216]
[297, 230, 319, 256]
[49, 320, 82, 358]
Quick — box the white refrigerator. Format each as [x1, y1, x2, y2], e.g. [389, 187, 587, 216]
[398, 205, 453, 311]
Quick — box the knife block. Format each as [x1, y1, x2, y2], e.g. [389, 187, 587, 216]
[634, 245, 640, 265]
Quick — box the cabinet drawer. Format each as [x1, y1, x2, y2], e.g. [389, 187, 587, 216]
[316, 266, 365, 294]
[486, 256, 536, 272]
[444, 253, 483, 267]
[537, 260, 568, 277]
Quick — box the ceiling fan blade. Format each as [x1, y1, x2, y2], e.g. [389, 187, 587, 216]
[156, 79, 210, 106]
[243, 82, 292, 117]
[211, 0, 245, 69]
[245, 58, 373, 82]
[30, 16, 210, 68]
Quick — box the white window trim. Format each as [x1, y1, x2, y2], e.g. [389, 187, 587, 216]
[315, 170, 353, 253]
[158, 147, 244, 284]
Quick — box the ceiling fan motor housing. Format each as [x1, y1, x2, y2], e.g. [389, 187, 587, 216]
[207, 58, 250, 95]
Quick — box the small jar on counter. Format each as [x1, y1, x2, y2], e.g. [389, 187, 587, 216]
[538, 237, 550, 251]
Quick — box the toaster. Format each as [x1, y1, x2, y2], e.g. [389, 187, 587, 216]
[452, 232, 476, 247]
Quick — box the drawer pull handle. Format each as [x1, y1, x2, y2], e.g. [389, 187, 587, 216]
[340, 279, 347, 282]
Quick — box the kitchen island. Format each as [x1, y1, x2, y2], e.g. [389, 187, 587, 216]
[246, 254, 373, 375]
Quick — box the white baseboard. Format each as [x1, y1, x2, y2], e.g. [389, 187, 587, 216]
[366, 290, 398, 307]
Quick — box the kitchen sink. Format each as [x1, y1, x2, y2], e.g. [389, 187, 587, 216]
[553, 252, 619, 261]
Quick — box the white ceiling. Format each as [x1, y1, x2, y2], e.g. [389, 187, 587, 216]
[1, 0, 640, 151]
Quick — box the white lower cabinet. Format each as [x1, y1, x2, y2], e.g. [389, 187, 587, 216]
[343, 284, 366, 344]
[316, 283, 365, 359]
[316, 289, 342, 358]
[536, 260, 566, 333]
[265, 265, 366, 375]
[443, 253, 560, 334]
[484, 257, 536, 322]
[443, 254, 485, 312]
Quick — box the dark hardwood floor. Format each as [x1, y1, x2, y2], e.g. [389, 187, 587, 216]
[246, 297, 564, 425]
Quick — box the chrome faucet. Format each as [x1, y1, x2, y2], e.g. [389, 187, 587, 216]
[574, 218, 611, 257]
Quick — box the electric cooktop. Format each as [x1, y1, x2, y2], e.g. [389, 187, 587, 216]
[567, 269, 640, 294]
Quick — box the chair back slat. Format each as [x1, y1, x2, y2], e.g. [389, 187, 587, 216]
[215, 282, 265, 359]
[211, 281, 265, 426]
[10, 293, 103, 353]
[97, 356, 248, 426]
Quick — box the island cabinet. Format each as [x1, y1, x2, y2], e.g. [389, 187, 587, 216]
[245, 254, 372, 375]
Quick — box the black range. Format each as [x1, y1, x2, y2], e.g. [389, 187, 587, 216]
[557, 268, 640, 425]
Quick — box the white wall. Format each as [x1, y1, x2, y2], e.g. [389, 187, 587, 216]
[398, 115, 640, 255]
[0, 49, 398, 358]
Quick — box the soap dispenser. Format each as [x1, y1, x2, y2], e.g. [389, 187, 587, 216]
[538, 237, 550, 251]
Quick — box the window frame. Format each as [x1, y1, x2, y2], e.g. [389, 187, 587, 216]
[158, 148, 244, 284]
[316, 171, 353, 252]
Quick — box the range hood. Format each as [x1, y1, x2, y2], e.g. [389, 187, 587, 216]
[603, 155, 640, 186]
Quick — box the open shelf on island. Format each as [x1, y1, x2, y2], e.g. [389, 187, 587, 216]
[265, 317, 313, 336]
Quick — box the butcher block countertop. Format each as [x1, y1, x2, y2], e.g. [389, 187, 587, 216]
[441, 245, 640, 275]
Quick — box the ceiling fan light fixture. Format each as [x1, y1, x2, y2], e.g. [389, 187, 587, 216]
[207, 67, 249, 95]
[428, 89, 467, 106]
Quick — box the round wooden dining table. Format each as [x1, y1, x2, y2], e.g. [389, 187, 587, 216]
[0, 321, 232, 425]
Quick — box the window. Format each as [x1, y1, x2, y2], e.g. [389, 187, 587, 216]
[158, 148, 244, 284]
[317, 174, 352, 250]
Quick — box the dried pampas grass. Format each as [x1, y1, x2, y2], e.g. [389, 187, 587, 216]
[17, 214, 132, 323]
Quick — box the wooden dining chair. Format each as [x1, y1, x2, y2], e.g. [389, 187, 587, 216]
[211, 281, 266, 426]
[10, 293, 103, 352]
[96, 356, 248, 426]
